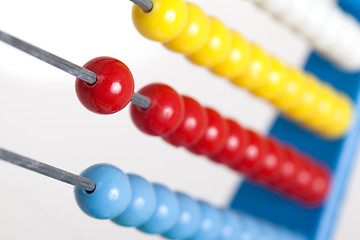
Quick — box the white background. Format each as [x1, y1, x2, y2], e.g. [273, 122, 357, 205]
[0, 0, 359, 239]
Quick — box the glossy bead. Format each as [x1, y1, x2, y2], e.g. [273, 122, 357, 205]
[211, 32, 252, 78]
[187, 17, 232, 67]
[163, 3, 210, 54]
[138, 184, 179, 234]
[237, 214, 260, 240]
[210, 119, 248, 167]
[164, 96, 208, 147]
[252, 58, 288, 100]
[132, 0, 187, 42]
[233, 130, 267, 176]
[74, 164, 131, 219]
[163, 192, 201, 239]
[305, 167, 330, 204]
[216, 210, 241, 240]
[232, 44, 271, 90]
[131, 83, 185, 136]
[271, 69, 303, 111]
[187, 107, 228, 156]
[75, 57, 135, 114]
[112, 174, 156, 227]
[251, 139, 285, 183]
[187, 201, 222, 240]
[270, 148, 299, 189]
[285, 157, 313, 196]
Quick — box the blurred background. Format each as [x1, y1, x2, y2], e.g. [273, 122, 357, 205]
[0, 0, 359, 239]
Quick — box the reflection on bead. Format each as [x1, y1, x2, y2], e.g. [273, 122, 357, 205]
[75, 57, 135, 114]
[216, 210, 241, 240]
[132, 0, 187, 42]
[210, 119, 248, 166]
[163, 192, 201, 239]
[187, 17, 232, 67]
[112, 174, 156, 227]
[74, 164, 131, 219]
[187, 201, 222, 240]
[187, 107, 228, 156]
[130, 83, 185, 136]
[163, 3, 210, 54]
[139, 184, 180, 234]
[252, 58, 288, 100]
[164, 96, 208, 147]
[232, 44, 271, 90]
[211, 32, 252, 78]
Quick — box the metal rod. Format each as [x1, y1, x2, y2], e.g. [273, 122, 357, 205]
[130, 0, 153, 12]
[131, 92, 151, 109]
[0, 148, 96, 192]
[0, 30, 97, 85]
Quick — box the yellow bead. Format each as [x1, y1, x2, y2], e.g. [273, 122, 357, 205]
[132, 0, 187, 42]
[163, 3, 210, 54]
[320, 95, 353, 138]
[252, 58, 288, 100]
[271, 69, 303, 110]
[287, 75, 320, 121]
[186, 17, 232, 67]
[210, 32, 251, 78]
[232, 44, 271, 90]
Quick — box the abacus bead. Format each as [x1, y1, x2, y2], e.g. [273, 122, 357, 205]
[286, 158, 313, 197]
[75, 57, 135, 114]
[270, 148, 299, 188]
[233, 130, 267, 176]
[216, 210, 241, 240]
[163, 192, 201, 239]
[130, 83, 185, 136]
[211, 32, 252, 78]
[164, 96, 208, 147]
[305, 167, 330, 204]
[252, 58, 288, 100]
[132, 0, 187, 42]
[74, 164, 131, 219]
[238, 214, 260, 240]
[163, 3, 210, 54]
[138, 183, 179, 234]
[251, 139, 284, 183]
[210, 119, 248, 167]
[232, 44, 271, 90]
[187, 108, 228, 156]
[112, 174, 156, 227]
[187, 201, 222, 240]
[187, 17, 233, 67]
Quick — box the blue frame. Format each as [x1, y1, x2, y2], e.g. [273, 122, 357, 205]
[230, 1, 360, 239]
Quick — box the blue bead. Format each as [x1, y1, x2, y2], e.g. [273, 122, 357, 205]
[186, 201, 222, 240]
[74, 164, 131, 219]
[112, 174, 156, 227]
[163, 192, 201, 239]
[216, 210, 241, 240]
[238, 214, 260, 240]
[138, 183, 179, 234]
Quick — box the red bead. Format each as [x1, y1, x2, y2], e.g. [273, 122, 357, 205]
[187, 108, 228, 156]
[232, 130, 267, 176]
[304, 167, 330, 204]
[251, 139, 285, 183]
[75, 57, 135, 114]
[163, 96, 208, 147]
[286, 157, 314, 196]
[210, 119, 248, 166]
[130, 83, 185, 136]
[269, 147, 299, 189]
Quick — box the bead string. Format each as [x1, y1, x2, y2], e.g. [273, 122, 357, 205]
[131, 83, 331, 204]
[0, 30, 151, 110]
[75, 163, 307, 240]
[131, 0, 354, 138]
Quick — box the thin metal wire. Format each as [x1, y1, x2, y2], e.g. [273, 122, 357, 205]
[0, 148, 96, 192]
[0, 30, 97, 85]
[132, 93, 151, 109]
[130, 0, 153, 12]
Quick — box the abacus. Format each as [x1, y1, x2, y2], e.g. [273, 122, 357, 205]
[1, 0, 359, 239]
